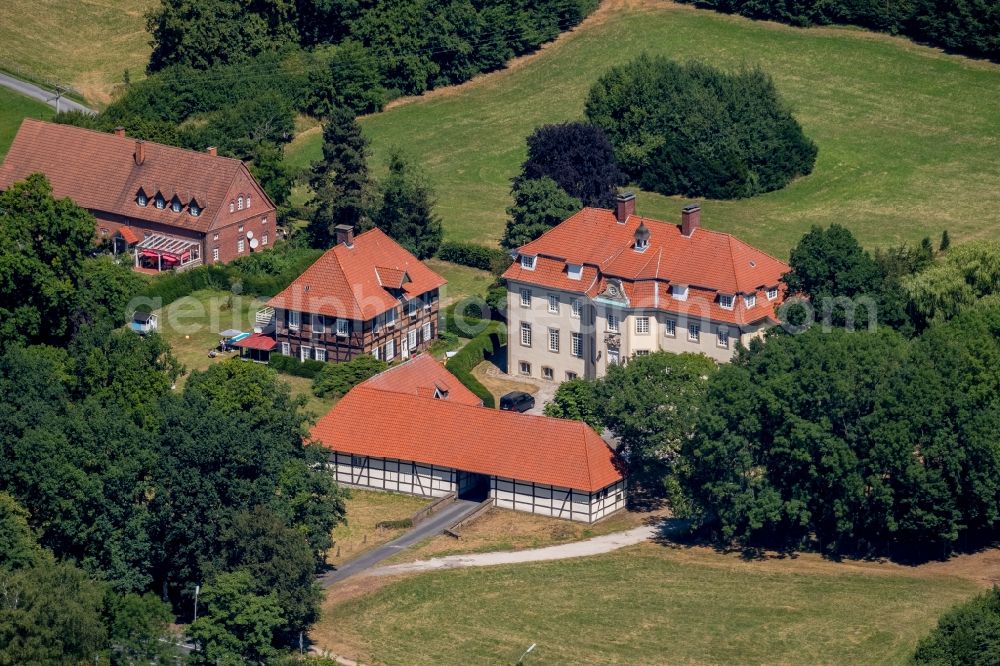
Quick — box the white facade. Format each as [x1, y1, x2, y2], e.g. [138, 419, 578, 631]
[329, 452, 625, 523]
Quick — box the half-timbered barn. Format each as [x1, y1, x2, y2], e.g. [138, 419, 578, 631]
[266, 226, 445, 363]
[309, 355, 626, 523]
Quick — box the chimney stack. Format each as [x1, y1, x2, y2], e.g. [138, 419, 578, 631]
[134, 139, 145, 166]
[334, 224, 354, 248]
[207, 146, 217, 156]
[681, 203, 701, 237]
[114, 127, 125, 138]
[615, 191, 636, 224]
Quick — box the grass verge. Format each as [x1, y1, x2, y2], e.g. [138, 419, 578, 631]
[0, 88, 53, 158]
[328, 490, 432, 567]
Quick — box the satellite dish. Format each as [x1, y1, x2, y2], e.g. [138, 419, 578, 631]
[246, 230, 254, 239]
[249, 238, 260, 249]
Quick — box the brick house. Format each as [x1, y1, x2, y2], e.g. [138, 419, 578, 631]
[266, 226, 446, 363]
[504, 193, 790, 380]
[0, 119, 275, 271]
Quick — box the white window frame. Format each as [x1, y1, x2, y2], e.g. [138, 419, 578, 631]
[519, 361, 531, 376]
[288, 310, 300, 330]
[386, 339, 395, 361]
[520, 255, 536, 270]
[542, 366, 554, 381]
[548, 328, 560, 353]
[665, 319, 676, 337]
[314, 348, 327, 362]
[688, 324, 700, 342]
[313, 314, 325, 334]
[672, 285, 689, 301]
[635, 316, 650, 335]
[571, 299, 582, 318]
[300, 345, 311, 362]
[607, 314, 619, 333]
[767, 286, 779, 300]
[717, 328, 730, 349]
[520, 322, 532, 347]
[229, 202, 235, 213]
[238, 239, 245, 254]
[237, 196, 244, 211]
[719, 294, 734, 310]
[212, 247, 220, 262]
[407, 299, 418, 317]
[571, 332, 582, 358]
[171, 198, 181, 213]
[190, 204, 201, 217]
[385, 308, 397, 327]
[608, 349, 620, 366]
[408, 329, 418, 350]
[567, 264, 583, 280]
[745, 294, 757, 309]
[246, 195, 251, 209]
[548, 294, 559, 314]
[336, 319, 349, 337]
[262, 233, 268, 245]
[281, 342, 290, 356]
[137, 193, 147, 207]
[422, 322, 432, 341]
[520, 288, 531, 308]
[155, 195, 165, 210]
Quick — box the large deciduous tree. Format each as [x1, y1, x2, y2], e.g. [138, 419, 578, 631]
[371, 151, 443, 259]
[912, 587, 1000, 665]
[308, 108, 372, 248]
[188, 570, 285, 665]
[516, 122, 622, 208]
[586, 55, 816, 199]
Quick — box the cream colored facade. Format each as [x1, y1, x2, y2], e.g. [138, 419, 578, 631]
[507, 278, 772, 381]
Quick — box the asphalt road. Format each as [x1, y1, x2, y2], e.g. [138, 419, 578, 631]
[0, 71, 93, 114]
[319, 498, 482, 587]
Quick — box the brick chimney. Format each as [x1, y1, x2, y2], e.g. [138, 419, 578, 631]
[334, 224, 354, 248]
[615, 191, 636, 224]
[134, 140, 145, 166]
[207, 146, 217, 156]
[113, 126, 125, 138]
[681, 204, 701, 237]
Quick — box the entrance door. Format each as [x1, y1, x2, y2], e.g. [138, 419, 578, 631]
[401, 337, 409, 359]
[457, 471, 490, 501]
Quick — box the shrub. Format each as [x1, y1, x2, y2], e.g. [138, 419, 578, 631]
[585, 55, 817, 199]
[312, 355, 388, 398]
[912, 587, 1000, 665]
[437, 241, 511, 275]
[445, 320, 506, 408]
[269, 354, 325, 379]
[374, 518, 413, 530]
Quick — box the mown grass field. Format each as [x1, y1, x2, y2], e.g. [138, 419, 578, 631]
[286, 1, 1000, 258]
[0, 88, 53, 159]
[317, 542, 983, 665]
[0, 0, 154, 107]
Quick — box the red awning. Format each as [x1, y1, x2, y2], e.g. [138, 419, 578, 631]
[233, 334, 277, 351]
[119, 227, 140, 245]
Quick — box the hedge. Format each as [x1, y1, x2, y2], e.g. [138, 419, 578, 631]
[375, 518, 413, 530]
[438, 241, 511, 275]
[269, 353, 326, 379]
[445, 320, 507, 408]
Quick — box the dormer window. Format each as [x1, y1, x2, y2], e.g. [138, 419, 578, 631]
[154, 194, 165, 209]
[520, 255, 536, 270]
[671, 284, 689, 301]
[237, 196, 244, 211]
[719, 294, 734, 310]
[767, 286, 778, 300]
[171, 197, 182, 213]
[745, 294, 757, 309]
[567, 264, 582, 280]
[190, 203, 202, 217]
[136, 192, 147, 207]
[634, 222, 650, 252]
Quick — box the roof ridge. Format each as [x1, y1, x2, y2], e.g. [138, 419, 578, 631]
[22, 118, 246, 166]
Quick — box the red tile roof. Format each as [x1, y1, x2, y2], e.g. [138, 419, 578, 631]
[118, 226, 140, 245]
[0, 119, 273, 234]
[233, 333, 277, 351]
[361, 354, 482, 406]
[268, 229, 447, 320]
[310, 359, 622, 492]
[503, 207, 789, 327]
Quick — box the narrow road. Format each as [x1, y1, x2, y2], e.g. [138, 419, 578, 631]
[0, 72, 93, 114]
[319, 499, 482, 587]
[365, 519, 687, 577]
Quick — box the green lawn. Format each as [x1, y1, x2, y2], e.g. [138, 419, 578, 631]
[0, 0, 154, 107]
[286, 3, 1000, 258]
[317, 542, 980, 665]
[152, 288, 334, 416]
[426, 258, 494, 304]
[0, 88, 53, 159]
